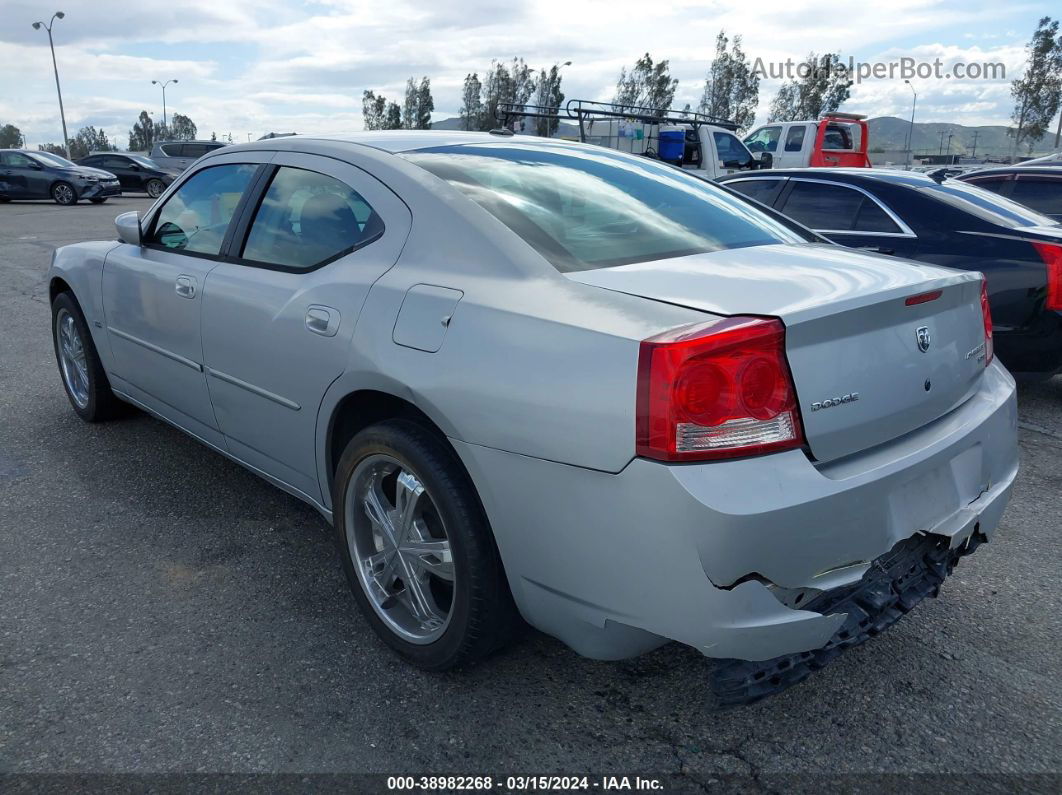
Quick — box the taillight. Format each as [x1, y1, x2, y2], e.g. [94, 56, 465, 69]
[636, 316, 804, 461]
[1031, 241, 1062, 311]
[980, 278, 994, 366]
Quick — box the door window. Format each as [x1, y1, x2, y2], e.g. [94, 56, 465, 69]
[853, 199, 903, 233]
[102, 156, 130, 169]
[779, 181, 863, 230]
[240, 166, 383, 270]
[963, 175, 1009, 195]
[181, 144, 213, 158]
[784, 126, 807, 152]
[822, 124, 854, 150]
[727, 179, 783, 203]
[1, 152, 36, 167]
[713, 132, 749, 165]
[1009, 177, 1062, 216]
[743, 126, 781, 153]
[145, 163, 257, 255]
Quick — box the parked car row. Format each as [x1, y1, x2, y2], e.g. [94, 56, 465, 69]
[49, 131, 1017, 705]
[1, 139, 228, 205]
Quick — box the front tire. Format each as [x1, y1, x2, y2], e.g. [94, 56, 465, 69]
[145, 179, 165, 199]
[52, 181, 77, 205]
[51, 292, 124, 422]
[334, 419, 519, 670]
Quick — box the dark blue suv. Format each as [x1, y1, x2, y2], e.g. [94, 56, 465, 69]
[0, 149, 122, 205]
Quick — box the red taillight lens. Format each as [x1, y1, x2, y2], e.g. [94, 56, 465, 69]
[1031, 241, 1062, 311]
[980, 278, 994, 366]
[636, 316, 805, 461]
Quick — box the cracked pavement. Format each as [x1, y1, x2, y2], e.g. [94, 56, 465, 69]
[0, 198, 1059, 787]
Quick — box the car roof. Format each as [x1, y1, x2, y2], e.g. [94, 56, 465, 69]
[958, 165, 1062, 178]
[204, 130, 569, 156]
[721, 167, 939, 188]
[153, 139, 225, 145]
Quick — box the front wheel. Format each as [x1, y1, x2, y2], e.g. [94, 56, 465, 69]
[145, 179, 165, 198]
[334, 419, 519, 670]
[52, 181, 77, 205]
[51, 292, 124, 421]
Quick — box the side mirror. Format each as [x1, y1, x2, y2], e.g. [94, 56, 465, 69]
[759, 152, 774, 170]
[115, 211, 141, 246]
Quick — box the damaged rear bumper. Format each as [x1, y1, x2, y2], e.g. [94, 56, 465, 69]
[453, 361, 1018, 665]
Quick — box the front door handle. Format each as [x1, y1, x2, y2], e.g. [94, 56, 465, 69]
[305, 305, 340, 337]
[175, 274, 197, 299]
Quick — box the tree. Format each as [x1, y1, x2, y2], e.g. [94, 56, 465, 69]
[38, 143, 66, 156]
[767, 52, 852, 122]
[460, 73, 483, 131]
[402, 77, 418, 130]
[416, 77, 434, 130]
[534, 63, 566, 137]
[68, 126, 115, 159]
[699, 31, 759, 132]
[362, 89, 387, 130]
[614, 53, 678, 112]
[385, 102, 402, 130]
[0, 122, 24, 148]
[128, 110, 156, 151]
[481, 60, 512, 130]
[1010, 16, 1062, 157]
[169, 113, 197, 141]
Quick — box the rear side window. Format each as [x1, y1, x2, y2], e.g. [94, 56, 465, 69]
[726, 179, 783, 204]
[853, 200, 902, 233]
[160, 143, 182, 156]
[779, 181, 861, 230]
[784, 126, 806, 152]
[963, 175, 1009, 195]
[240, 166, 383, 270]
[1010, 177, 1062, 216]
[2, 152, 35, 167]
[403, 143, 810, 272]
[146, 163, 257, 255]
[927, 179, 1057, 228]
[181, 144, 212, 158]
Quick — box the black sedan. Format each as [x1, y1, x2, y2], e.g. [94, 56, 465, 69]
[719, 168, 1062, 378]
[0, 149, 121, 205]
[75, 152, 177, 199]
[955, 166, 1062, 222]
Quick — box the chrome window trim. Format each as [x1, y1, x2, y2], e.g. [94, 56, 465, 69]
[784, 177, 917, 238]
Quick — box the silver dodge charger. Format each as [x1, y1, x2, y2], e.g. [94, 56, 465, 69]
[48, 132, 1018, 703]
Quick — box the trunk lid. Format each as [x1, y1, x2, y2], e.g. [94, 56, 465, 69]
[568, 243, 989, 462]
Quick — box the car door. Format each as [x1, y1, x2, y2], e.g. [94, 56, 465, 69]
[98, 155, 135, 189]
[778, 124, 809, 168]
[101, 154, 267, 447]
[200, 152, 411, 504]
[775, 178, 918, 257]
[0, 152, 48, 197]
[0, 151, 29, 197]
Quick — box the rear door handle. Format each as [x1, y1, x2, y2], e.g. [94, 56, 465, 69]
[175, 274, 197, 299]
[305, 305, 340, 337]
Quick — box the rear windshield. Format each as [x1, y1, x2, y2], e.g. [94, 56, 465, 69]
[925, 179, 1059, 228]
[402, 143, 809, 272]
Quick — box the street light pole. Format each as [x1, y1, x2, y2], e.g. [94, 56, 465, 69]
[903, 80, 917, 169]
[151, 79, 178, 132]
[32, 12, 69, 158]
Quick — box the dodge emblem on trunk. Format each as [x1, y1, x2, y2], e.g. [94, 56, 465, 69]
[916, 326, 931, 353]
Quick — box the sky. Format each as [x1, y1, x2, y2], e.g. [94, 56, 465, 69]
[0, 0, 1056, 149]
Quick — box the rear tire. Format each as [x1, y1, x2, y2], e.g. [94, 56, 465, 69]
[51, 292, 124, 422]
[145, 179, 165, 199]
[52, 181, 77, 205]
[334, 419, 519, 670]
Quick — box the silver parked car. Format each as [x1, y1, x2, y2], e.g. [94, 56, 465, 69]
[48, 132, 1017, 703]
[148, 139, 228, 171]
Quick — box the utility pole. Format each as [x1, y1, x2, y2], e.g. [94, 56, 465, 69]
[970, 131, 980, 158]
[946, 132, 954, 156]
[938, 130, 946, 155]
[31, 12, 69, 158]
[151, 79, 178, 131]
[1055, 110, 1061, 150]
[904, 80, 917, 169]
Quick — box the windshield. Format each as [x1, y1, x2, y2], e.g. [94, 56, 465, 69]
[926, 179, 1059, 228]
[29, 152, 76, 168]
[128, 154, 161, 168]
[403, 143, 810, 272]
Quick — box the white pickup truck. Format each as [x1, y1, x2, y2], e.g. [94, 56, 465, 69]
[499, 99, 763, 180]
[742, 113, 872, 169]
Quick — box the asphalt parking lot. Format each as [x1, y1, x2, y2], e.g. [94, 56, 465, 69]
[1, 197, 1060, 788]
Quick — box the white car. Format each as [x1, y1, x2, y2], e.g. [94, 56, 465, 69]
[48, 132, 1017, 703]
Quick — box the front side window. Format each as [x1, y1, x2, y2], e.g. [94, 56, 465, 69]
[403, 143, 811, 273]
[146, 163, 257, 255]
[785, 126, 807, 152]
[779, 181, 862, 230]
[743, 126, 781, 153]
[102, 156, 130, 169]
[240, 166, 383, 269]
[29, 152, 75, 168]
[713, 132, 748, 163]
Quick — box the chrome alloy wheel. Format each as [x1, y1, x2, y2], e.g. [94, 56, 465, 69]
[56, 308, 89, 409]
[53, 183, 75, 204]
[147, 179, 164, 198]
[345, 454, 455, 644]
